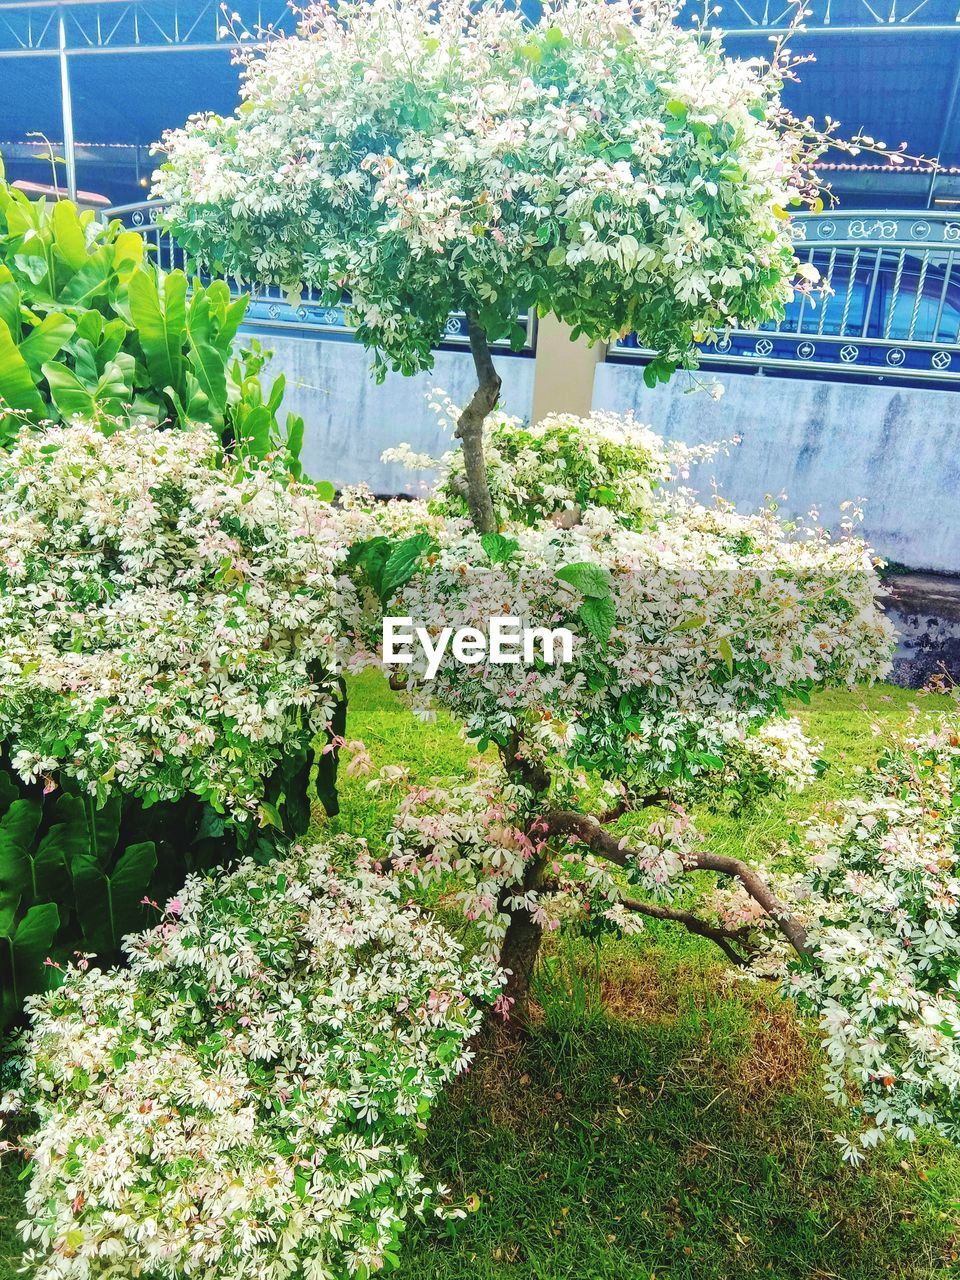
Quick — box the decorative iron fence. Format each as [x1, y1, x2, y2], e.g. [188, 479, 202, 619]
[106, 201, 960, 384]
[612, 211, 960, 385]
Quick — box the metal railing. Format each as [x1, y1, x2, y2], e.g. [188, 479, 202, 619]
[612, 210, 960, 385]
[105, 201, 960, 384]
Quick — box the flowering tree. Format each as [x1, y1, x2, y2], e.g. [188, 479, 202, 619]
[345, 413, 894, 1033]
[156, 0, 824, 532]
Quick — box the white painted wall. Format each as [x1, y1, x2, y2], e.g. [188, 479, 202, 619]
[254, 328, 960, 573]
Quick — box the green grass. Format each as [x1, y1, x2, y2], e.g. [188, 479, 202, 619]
[3, 677, 959, 1279]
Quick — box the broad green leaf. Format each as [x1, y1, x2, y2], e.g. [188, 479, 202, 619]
[42, 361, 96, 418]
[72, 840, 157, 955]
[0, 798, 42, 849]
[380, 533, 435, 601]
[60, 246, 116, 307]
[0, 317, 45, 418]
[480, 532, 519, 565]
[186, 340, 228, 420]
[51, 199, 89, 271]
[128, 268, 187, 399]
[316, 478, 336, 502]
[36, 817, 91, 902]
[0, 831, 30, 900]
[556, 561, 611, 599]
[19, 313, 76, 374]
[1, 901, 60, 1022]
[0, 265, 21, 339]
[578, 595, 616, 648]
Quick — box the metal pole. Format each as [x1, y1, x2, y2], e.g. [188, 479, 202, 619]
[57, 8, 77, 201]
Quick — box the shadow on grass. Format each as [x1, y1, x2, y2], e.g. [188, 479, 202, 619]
[400, 941, 960, 1280]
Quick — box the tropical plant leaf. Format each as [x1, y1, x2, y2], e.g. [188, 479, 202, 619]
[19, 313, 76, 374]
[128, 267, 188, 400]
[1, 901, 60, 1022]
[72, 840, 157, 955]
[51, 199, 89, 272]
[0, 316, 44, 419]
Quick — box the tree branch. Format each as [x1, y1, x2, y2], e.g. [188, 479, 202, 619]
[618, 895, 755, 967]
[543, 809, 811, 960]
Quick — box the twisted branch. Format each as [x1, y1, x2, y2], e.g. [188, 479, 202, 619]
[543, 809, 811, 961]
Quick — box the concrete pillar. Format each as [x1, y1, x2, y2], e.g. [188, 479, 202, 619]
[530, 313, 605, 423]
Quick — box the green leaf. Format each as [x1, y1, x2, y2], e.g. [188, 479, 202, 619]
[556, 561, 612, 599]
[59, 245, 117, 307]
[578, 595, 616, 648]
[718, 636, 735, 674]
[316, 479, 336, 503]
[0, 317, 45, 419]
[480, 532, 519, 565]
[1, 901, 60, 1024]
[51, 199, 90, 271]
[128, 268, 188, 400]
[380, 533, 435, 602]
[72, 840, 157, 955]
[20, 313, 76, 374]
[547, 246, 566, 268]
[674, 615, 707, 632]
[0, 797, 42, 850]
[41, 361, 96, 418]
[0, 831, 30, 902]
[186, 340, 228, 421]
[0, 265, 21, 338]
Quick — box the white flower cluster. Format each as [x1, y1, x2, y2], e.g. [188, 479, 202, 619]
[8, 839, 498, 1279]
[714, 717, 822, 803]
[155, 0, 818, 376]
[385, 500, 892, 785]
[784, 718, 960, 1160]
[430, 409, 677, 528]
[0, 421, 353, 816]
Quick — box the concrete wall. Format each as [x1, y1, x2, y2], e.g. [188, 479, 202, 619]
[259, 332, 534, 497]
[256, 328, 960, 573]
[594, 365, 960, 574]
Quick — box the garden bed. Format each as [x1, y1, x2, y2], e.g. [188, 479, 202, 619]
[5, 674, 956, 1280]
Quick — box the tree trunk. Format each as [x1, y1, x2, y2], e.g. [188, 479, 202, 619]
[492, 853, 548, 1030]
[499, 903, 544, 1016]
[455, 313, 501, 535]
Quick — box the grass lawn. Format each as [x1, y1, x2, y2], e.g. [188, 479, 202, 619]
[3, 676, 959, 1279]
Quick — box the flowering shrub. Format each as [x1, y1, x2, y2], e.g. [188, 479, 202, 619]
[155, 0, 828, 531]
[7, 839, 498, 1279]
[0, 420, 351, 818]
[156, 0, 818, 377]
[385, 406, 697, 529]
[342, 410, 895, 1025]
[781, 715, 960, 1160]
[384, 503, 891, 781]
